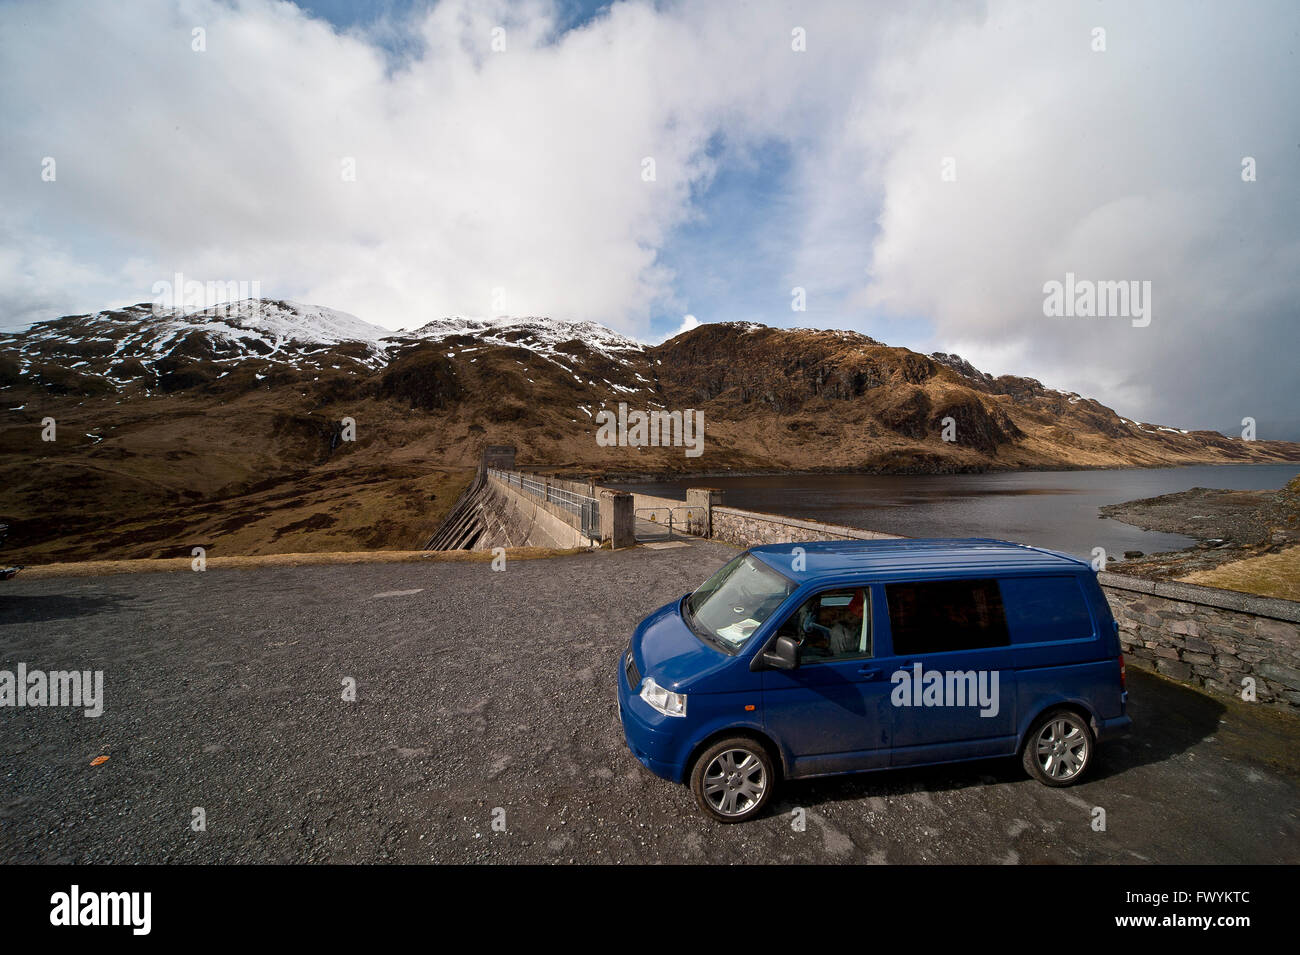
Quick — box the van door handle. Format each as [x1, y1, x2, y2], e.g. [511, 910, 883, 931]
[857, 666, 880, 679]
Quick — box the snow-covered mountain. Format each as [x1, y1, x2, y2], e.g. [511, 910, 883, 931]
[0, 300, 660, 390]
[2, 299, 394, 386]
[395, 314, 646, 364]
[222, 299, 393, 345]
[4, 297, 1294, 474]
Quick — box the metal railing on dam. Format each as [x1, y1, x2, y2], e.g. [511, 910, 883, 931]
[486, 467, 602, 540]
[486, 467, 717, 544]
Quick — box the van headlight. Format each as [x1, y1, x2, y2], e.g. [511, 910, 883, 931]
[639, 677, 687, 717]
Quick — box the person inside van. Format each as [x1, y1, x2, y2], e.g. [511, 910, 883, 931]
[791, 588, 867, 659]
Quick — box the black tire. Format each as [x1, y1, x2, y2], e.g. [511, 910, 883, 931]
[1022, 708, 1095, 786]
[689, 736, 776, 823]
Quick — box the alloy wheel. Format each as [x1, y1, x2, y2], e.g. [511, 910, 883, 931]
[701, 748, 767, 817]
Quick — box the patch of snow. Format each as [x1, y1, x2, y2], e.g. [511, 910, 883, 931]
[399, 314, 644, 370]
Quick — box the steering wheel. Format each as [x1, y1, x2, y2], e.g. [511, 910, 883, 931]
[801, 614, 831, 644]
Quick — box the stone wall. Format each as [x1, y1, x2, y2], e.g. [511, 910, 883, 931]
[1099, 573, 1300, 707]
[710, 506, 903, 548]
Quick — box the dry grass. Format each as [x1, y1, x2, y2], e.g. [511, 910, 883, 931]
[1179, 546, 1300, 601]
[16, 546, 587, 579]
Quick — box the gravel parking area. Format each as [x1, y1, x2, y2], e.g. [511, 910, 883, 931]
[1, 539, 1297, 864]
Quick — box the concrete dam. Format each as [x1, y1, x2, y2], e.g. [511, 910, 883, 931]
[423, 466, 604, 551]
[424, 445, 719, 552]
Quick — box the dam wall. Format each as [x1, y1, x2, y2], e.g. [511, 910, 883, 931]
[478, 476, 596, 550]
[424, 464, 599, 552]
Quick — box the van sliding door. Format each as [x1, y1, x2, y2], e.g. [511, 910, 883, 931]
[880, 577, 1019, 766]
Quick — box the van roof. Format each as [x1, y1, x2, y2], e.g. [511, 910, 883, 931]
[747, 537, 1090, 584]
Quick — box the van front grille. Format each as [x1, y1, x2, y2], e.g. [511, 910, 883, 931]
[624, 648, 641, 691]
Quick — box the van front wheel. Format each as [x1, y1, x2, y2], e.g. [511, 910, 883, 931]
[690, 738, 775, 823]
[1023, 709, 1094, 786]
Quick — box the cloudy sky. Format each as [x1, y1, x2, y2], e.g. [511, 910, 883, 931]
[1, 0, 1297, 437]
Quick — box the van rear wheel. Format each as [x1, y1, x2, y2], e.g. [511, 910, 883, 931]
[1023, 709, 1094, 786]
[690, 737, 775, 823]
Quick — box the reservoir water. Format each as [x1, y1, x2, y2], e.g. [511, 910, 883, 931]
[620, 464, 1300, 560]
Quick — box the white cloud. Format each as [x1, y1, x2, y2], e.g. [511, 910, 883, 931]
[838, 1, 1300, 433]
[655, 313, 700, 344]
[0, 0, 767, 333]
[1, 0, 1297, 435]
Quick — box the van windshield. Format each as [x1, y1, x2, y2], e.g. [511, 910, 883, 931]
[685, 554, 797, 652]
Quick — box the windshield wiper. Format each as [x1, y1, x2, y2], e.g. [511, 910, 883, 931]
[680, 595, 732, 653]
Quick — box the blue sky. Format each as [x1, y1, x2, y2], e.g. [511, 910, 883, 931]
[301, 0, 616, 32]
[653, 137, 810, 333]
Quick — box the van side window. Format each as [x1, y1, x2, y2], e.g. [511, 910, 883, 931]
[885, 579, 1009, 654]
[775, 588, 872, 663]
[999, 576, 1094, 644]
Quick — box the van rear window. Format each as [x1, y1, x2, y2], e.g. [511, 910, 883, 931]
[885, 578, 1009, 654]
[998, 576, 1095, 644]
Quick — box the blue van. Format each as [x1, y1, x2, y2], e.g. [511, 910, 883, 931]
[617, 539, 1130, 822]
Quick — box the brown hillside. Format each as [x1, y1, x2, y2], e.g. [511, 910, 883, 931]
[1, 303, 1296, 561]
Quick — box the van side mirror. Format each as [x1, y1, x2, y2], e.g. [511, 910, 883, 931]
[757, 635, 799, 671]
